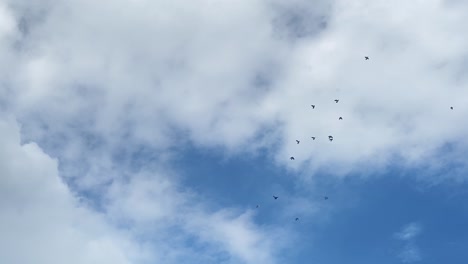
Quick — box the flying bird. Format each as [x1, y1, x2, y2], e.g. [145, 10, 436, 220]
[273, 196, 278, 200]
[451, 107, 454, 110]
[328, 136, 333, 142]
[311, 137, 316, 140]
[339, 117, 343, 120]
[311, 105, 315, 109]
[290, 156, 295, 160]
[256, 205, 259, 208]
[334, 99, 339, 103]
[365, 56, 369, 60]
[324, 196, 329, 200]
[295, 218, 299, 221]
[296, 140, 300, 144]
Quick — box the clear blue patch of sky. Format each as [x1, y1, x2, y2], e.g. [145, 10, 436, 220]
[172, 143, 296, 210]
[301, 169, 468, 264]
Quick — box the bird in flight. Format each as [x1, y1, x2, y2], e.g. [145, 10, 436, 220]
[311, 105, 315, 109]
[328, 136, 333, 142]
[365, 56, 369, 60]
[273, 196, 278, 200]
[324, 196, 329, 200]
[296, 140, 300, 144]
[295, 218, 299, 221]
[339, 117, 343, 120]
[256, 205, 259, 208]
[451, 107, 454, 110]
[334, 99, 339, 103]
[311, 137, 316, 140]
[290, 156, 295, 160]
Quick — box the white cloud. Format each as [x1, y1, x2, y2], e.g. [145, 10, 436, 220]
[398, 244, 422, 263]
[4, 0, 467, 182]
[0, 117, 140, 264]
[0, 116, 288, 264]
[395, 222, 422, 241]
[0, 2, 15, 39]
[394, 222, 423, 263]
[104, 171, 289, 264]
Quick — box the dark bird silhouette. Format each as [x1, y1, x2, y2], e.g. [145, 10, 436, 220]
[324, 196, 329, 200]
[451, 107, 454, 110]
[295, 218, 299, 221]
[273, 196, 278, 200]
[328, 136, 333, 142]
[339, 117, 343, 120]
[365, 56, 369, 60]
[311, 137, 316, 140]
[296, 140, 300, 144]
[256, 205, 259, 208]
[311, 105, 315, 109]
[290, 156, 295, 160]
[334, 99, 339, 103]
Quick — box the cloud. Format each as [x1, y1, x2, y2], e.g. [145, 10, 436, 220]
[3, 0, 467, 183]
[395, 222, 422, 241]
[104, 170, 289, 264]
[0, 117, 140, 264]
[0, 115, 289, 263]
[398, 244, 422, 263]
[394, 222, 423, 263]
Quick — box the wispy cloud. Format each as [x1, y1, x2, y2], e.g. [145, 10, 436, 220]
[394, 222, 423, 263]
[395, 222, 422, 241]
[398, 244, 422, 263]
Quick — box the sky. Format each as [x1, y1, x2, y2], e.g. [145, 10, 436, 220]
[1, 0, 468, 263]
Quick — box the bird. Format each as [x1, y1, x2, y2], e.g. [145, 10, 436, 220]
[296, 140, 300, 144]
[334, 99, 339, 103]
[365, 56, 369, 60]
[311, 104, 315, 109]
[450, 107, 454, 110]
[324, 196, 329, 200]
[290, 156, 295, 160]
[295, 218, 299, 221]
[311, 137, 316, 140]
[339, 117, 343, 120]
[273, 196, 278, 200]
[328, 136, 333, 142]
[256, 205, 259, 208]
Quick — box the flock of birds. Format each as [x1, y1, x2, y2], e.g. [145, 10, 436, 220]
[290, 98, 339, 163]
[256, 56, 456, 222]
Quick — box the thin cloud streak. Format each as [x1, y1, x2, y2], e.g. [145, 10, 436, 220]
[394, 222, 423, 263]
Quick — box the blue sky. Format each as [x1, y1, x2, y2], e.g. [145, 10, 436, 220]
[1, 0, 468, 263]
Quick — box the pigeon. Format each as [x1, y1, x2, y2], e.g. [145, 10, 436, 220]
[273, 196, 278, 200]
[365, 56, 369, 60]
[311, 137, 316, 140]
[296, 140, 300, 144]
[295, 218, 299, 221]
[328, 136, 333, 142]
[311, 105, 315, 109]
[334, 99, 339, 103]
[290, 156, 295, 160]
[451, 107, 454, 110]
[339, 117, 343, 120]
